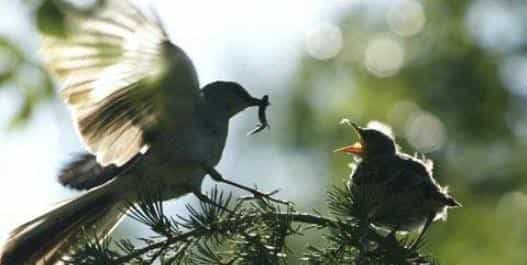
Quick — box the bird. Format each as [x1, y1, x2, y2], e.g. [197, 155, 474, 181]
[0, 1, 271, 264]
[334, 120, 460, 241]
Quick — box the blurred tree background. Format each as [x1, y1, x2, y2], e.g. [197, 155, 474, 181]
[282, 1, 527, 264]
[2, 0, 527, 264]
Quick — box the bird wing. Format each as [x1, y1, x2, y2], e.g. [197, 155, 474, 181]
[386, 158, 456, 206]
[41, 0, 200, 166]
[385, 159, 433, 192]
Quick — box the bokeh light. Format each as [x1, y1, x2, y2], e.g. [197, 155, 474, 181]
[509, 115, 527, 143]
[68, 0, 99, 9]
[387, 100, 420, 131]
[305, 22, 343, 60]
[496, 192, 527, 234]
[386, 0, 426, 37]
[465, 0, 524, 53]
[404, 110, 446, 152]
[364, 34, 404, 78]
[500, 56, 527, 98]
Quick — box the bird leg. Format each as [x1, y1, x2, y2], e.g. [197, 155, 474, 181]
[411, 213, 434, 249]
[201, 163, 288, 204]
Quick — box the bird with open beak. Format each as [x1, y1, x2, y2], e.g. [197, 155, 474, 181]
[0, 1, 271, 264]
[335, 120, 461, 241]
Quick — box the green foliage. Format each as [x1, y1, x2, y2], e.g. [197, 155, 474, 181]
[0, 39, 23, 86]
[36, 0, 67, 37]
[66, 186, 439, 265]
[279, 2, 527, 262]
[0, 0, 105, 128]
[0, 36, 54, 128]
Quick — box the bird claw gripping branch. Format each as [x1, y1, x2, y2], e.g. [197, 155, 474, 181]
[248, 95, 270, 136]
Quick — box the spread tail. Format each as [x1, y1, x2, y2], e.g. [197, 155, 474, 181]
[0, 182, 124, 265]
[444, 195, 462, 208]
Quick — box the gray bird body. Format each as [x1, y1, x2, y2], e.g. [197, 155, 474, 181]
[0, 1, 267, 264]
[115, 101, 230, 200]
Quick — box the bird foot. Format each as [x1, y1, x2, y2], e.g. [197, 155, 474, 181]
[202, 163, 290, 205]
[239, 188, 291, 205]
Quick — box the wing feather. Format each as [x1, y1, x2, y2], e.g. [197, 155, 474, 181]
[41, 0, 200, 166]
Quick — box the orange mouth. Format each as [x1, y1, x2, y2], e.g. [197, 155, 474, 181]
[335, 119, 364, 156]
[334, 142, 364, 155]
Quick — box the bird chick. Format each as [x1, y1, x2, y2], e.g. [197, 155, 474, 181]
[335, 120, 461, 238]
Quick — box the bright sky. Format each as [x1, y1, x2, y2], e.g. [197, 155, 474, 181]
[0, 0, 352, 241]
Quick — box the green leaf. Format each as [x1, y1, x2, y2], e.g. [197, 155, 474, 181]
[8, 94, 35, 128]
[0, 38, 24, 87]
[0, 70, 13, 86]
[0, 38, 24, 60]
[36, 0, 67, 37]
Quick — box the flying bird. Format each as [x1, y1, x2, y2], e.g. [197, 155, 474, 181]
[0, 1, 270, 264]
[334, 120, 460, 241]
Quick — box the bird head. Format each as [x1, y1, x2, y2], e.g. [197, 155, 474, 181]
[334, 120, 397, 158]
[202, 81, 270, 133]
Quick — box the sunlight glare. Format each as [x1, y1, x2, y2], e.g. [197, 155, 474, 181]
[465, 0, 523, 53]
[305, 22, 343, 60]
[387, 0, 426, 37]
[387, 100, 420, 130]
[500, 56, 527, 97]
[404, 110, 446, 152]
[364, 35, 404, 77]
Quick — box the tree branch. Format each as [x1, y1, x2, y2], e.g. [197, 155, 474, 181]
[113, 212, 384, 264]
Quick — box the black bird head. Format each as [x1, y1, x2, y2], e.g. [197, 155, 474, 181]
[202, 81, 270, 134]
[335, 120, 396, 158]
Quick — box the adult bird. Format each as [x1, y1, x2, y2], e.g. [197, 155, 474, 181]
[334, 120, 460, 242]
[0, 1, 271, 264]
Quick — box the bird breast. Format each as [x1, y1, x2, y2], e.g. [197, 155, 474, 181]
[150, 118, 227, 166]
[117, 116, 229, 199]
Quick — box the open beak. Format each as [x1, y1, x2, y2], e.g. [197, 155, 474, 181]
[334, 121, 365, 156]
[334, 142, 364, 155]
[248, 95, 270, 135]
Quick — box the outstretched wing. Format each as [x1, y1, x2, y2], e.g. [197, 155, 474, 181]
[41, 0, 200, 166]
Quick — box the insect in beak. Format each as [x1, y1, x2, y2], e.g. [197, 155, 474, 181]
[248, 95, 270, 136]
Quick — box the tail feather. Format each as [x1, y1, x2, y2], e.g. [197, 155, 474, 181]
[0, 181, 124, 265]
[444, 195, 462, 207]
[59, 153, 119, 190]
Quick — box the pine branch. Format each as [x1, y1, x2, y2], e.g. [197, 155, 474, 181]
[70, 185, 442, 265]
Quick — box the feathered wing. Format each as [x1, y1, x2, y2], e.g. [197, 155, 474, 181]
[41, 0, 200, 167]
[387, 159, 460, 209]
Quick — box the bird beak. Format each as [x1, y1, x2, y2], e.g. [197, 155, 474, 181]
[249, 95, 268, 107]
[247, 95, 270, 135]
[334, 142, 364, 155]
[334, 121, 365, 155]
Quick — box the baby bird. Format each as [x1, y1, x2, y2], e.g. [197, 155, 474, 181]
[335, 120, 461, 240]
